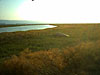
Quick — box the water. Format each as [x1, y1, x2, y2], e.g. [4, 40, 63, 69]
[0, 25, 56, 33]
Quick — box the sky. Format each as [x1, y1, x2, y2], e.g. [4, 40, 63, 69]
[0, 0, 100, 23]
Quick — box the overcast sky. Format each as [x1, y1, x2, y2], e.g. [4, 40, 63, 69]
[0, 0, 100, 23]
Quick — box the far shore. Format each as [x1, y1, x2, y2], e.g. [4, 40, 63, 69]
[0, 23, 100, 28]
[0, 24, 50, 28]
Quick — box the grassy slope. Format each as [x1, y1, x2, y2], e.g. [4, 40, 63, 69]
[0, 24, 100, 60]
[0, 24, 100, 75]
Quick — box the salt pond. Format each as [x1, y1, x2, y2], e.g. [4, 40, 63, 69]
[0, 25, 56, 33]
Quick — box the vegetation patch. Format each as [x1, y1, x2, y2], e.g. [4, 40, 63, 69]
[1, 41, 100, 75]
[0, 24, 100, 75]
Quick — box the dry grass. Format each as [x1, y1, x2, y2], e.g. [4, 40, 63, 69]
[0, 24, 100, 75]
[0, 40, 100, 75]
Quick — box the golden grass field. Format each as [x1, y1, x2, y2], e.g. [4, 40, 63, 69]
[0, 24, 100, 75]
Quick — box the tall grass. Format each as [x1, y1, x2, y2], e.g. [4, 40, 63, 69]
[0, 24, 100, 75]
[0, 24, 100, 61]
[0, 40, 100, 75]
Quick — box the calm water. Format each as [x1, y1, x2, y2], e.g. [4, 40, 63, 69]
[0, 20, 43, 25]
[0, 25, 56, 33]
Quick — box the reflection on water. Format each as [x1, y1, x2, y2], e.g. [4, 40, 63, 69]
[0, 25, 56, 33]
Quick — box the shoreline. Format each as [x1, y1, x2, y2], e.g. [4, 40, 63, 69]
[0, 23, 100, 28]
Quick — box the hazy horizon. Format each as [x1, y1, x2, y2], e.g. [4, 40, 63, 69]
[1, 0, 100, 23]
